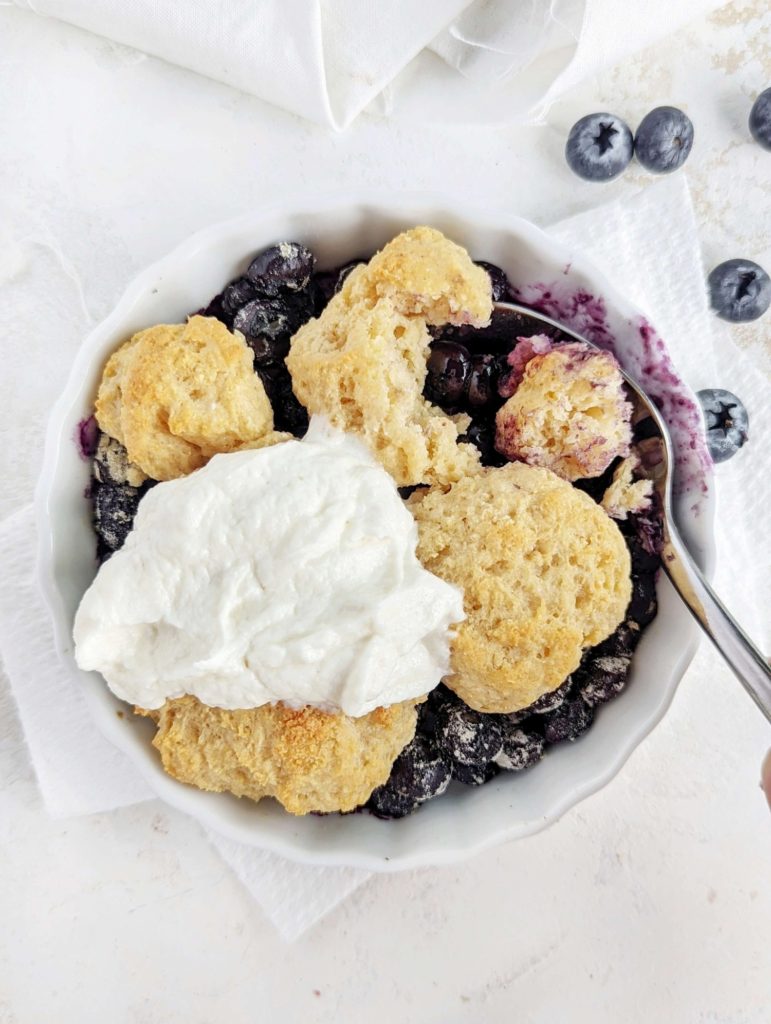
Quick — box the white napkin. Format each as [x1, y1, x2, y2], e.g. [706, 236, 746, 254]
[12, 0, 726, 129]
[1, 176, 768, 942]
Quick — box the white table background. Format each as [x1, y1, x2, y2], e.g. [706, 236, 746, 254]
[1, 3, 770, 1021]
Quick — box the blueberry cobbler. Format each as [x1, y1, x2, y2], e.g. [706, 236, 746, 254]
[73, 228, 662, 818]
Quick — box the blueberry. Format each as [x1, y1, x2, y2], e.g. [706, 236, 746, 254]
[627, 574, 658, 628]
[435, 703, 503, 766]
[452, 761, 500, 786]
[493, 728, 545, 771]
[576, 632, 633, 707]
[220, 276, 259, 320]
[749, 87, 771, 151]
[526, 677, 573, 715]
[697, 388, 750, 463]
[245, 242, 315, 296]
[475, 261, 511, 302]
[466, 354, 499, 410]
[256, 363, 309, 437]
[458, 421, 507, 468]
[708, 259, 771, 323]
[634, 106, 694, 173]
[92, 479, 147, 557]
[233, 295, 310, 364]
[565, 113, 634, 182]
[312, 270, 338, 312]
[367, 735, 451, 818]
[424, 341, 471, 409]
[543, 698, 595, 744]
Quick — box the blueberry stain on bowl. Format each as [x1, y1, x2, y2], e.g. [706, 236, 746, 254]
[697, 388, 749, 464]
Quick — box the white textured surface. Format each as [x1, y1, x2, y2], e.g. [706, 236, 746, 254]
[1, 3, 770, 1021]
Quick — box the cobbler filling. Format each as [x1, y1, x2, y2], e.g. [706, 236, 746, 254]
[87, 242, 662, 818]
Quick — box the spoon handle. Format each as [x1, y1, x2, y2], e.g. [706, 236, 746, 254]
[662, 515, 771, 722]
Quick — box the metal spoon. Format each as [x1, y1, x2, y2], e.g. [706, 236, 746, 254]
[492, 300, 771, 722]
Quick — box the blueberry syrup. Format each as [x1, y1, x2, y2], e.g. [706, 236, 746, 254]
[76, 415, 99, 460]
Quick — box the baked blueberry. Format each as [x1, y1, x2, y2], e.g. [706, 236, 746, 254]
[367, 735, 452, 818]
[466, 354, 499, 411]
[634, 106, 694, 173]
[475, 261, 511, 302]
[749, 87, 771, 151]
[452, 761, 500, 786]
[565, 113, 634, 182]
[627, 574, 658, 627]
[93, 480, 145, 557]
[493, 728, 545, 771]
[220, 276, 260, 320]
[708, 259, 771, 323]
[245, 242, 315, 296]
[256, 363, 309, 436]
[233, 296, 310, 364]
[459, 421, 507, 467]
[526, 677, 573, 715]
[697, 388, 750, 463]
[435, 703, 504, 766]
[424, 341, 471, 409]
[543, 698, 595, 744]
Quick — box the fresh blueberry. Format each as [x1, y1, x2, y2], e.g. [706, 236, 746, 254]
[466, 354, 499, 410]
[435, 703, 503, 766]
[565, 113, 634, 182]
[475, 261, 511, 302]
[708, 259, 771, 323]
[697, 388, 750, 464]
[424, 341, 471, 409]
[634, 106, 694, 174]
[368, 735, 452, 818]
[245, 242, 315, 296]
[452, 761, 500, 786]
[493, 728, 545, 771]
[749, 87, 771, 151]
[543, 698, 595, 744]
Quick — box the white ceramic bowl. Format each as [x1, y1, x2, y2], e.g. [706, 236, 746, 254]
[35, 194, 715, 871]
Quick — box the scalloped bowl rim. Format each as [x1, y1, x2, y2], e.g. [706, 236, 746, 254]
[34, 192, 715, 871]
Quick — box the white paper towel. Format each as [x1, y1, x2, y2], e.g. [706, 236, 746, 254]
[12, 0, 726, 129]
[0, 176, 768, 941]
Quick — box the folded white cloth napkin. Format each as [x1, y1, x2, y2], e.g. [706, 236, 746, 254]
[13, 0, 726, 129]
[1, 176, 768, 941]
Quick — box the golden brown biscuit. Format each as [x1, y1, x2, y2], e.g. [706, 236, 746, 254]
[138, 696, 419, 815]
[409, 463, 632, 713]
[286, 227, 492, 487]
[495, 343, 632, 482]
[96, 316, 274, 481]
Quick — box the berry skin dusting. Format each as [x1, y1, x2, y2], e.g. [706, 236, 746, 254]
[367, 734, 452, 819]
[634, 106, 694, 174]
[565, 113, 634, 182]
[749, 88, 771, 151]
[245, 242, 315, 296]
[708, 259, 771, 323]
[697, 388, 749, 464]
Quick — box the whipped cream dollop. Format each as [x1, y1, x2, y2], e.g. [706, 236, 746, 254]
[74, 418, 464, 717]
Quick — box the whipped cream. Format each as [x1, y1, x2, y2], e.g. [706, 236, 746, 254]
[74, 418, 464, 717]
